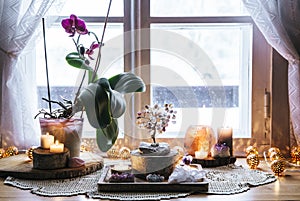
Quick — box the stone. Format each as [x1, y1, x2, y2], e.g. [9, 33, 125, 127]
[168, 164, 206, 184]
[68, 157, 85, 168]
[131, 150, 179, 179]
[137, 142, 170, 156]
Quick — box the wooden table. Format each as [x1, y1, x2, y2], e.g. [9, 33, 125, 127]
[0, 152, 103, 179]
[0, 158, 300, 201]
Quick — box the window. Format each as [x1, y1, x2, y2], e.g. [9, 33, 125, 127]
[36, 0, 271, 152]
[149, 23, 252, 138]
[131, 0, 255, 139]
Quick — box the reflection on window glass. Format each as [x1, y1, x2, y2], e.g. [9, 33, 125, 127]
[150, 23, 252, 137]
[151, 0, 249, 17]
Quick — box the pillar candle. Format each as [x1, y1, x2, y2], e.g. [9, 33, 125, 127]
[40, 132, 54, 149]
[218, 127, 233, 156]
[50, 140, 64, 153]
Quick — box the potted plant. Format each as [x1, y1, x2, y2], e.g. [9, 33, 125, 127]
[36, 1, 145, 156]
[131, 103, 178, 179]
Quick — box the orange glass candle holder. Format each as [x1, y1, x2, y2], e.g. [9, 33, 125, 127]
[184, 125, 216, 157]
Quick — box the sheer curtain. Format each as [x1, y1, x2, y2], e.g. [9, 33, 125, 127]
[242, 0, 300, 145]
[0, 0, 65, 149]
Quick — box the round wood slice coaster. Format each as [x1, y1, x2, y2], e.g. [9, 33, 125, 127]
[33, 147, 70, 170]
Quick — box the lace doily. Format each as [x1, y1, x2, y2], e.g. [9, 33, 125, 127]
[4, 164, 276, 200]
[205, 165, 276, 194]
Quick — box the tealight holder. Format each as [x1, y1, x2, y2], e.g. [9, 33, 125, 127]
[270, 159, 285, 176]
[5, 146, 19, 157]
[119, 147, 131, 160]
[263, 147, 286, 176]
[245, 146, 259, 156]
[269, 151, 284, 162]
[291, 146, 300, 165]
[246, 153, 260, 169]
[26, 146, 37, 160]
[268, 147, 281, 158]
[107, 146, 120, 158]
[0, 148, 6, 158]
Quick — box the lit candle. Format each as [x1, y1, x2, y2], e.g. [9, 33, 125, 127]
[195, 149, 208, 159]
[50, 140, 64, 153]
[40, 132, 54, 149]
[218, 127, 233, 156]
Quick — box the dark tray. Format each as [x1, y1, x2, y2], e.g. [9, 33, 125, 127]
[98, 165, 209, 193]
[192, 156, 236, 167]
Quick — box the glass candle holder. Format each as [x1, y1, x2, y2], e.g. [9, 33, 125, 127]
[184, 125, 216, 157]
[39, 117, 83, 158]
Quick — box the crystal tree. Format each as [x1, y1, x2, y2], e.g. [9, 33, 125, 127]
[136, 104, 176, 144]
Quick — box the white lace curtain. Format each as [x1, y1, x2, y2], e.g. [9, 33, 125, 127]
[242, 0, 300, 145]
[0, 0, 65, 149]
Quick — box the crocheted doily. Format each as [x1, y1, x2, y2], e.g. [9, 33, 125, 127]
[4, 164, 276, 200]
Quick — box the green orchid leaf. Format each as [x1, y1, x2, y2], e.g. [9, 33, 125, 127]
[66, 52, 94, 71]
[96, 119, 119, 152]
[97, 78, 126, 118]
[77, 83, 100, 128]
[108, 72, 146, 94]
[77, 83, 111, 129]
[95, 81, 111, 128]
[109, 90, 126, 118]
[77, 80, 125, 129]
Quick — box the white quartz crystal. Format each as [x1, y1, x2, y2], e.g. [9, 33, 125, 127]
[168, 164, 206, 184]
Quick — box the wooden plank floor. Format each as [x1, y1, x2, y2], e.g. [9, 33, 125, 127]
[0, 158, 300, 201]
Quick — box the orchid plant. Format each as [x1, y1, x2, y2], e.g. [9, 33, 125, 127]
[56, 5, 145, 152]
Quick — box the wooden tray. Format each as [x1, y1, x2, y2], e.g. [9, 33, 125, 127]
[192, 156, 236, 167]
[0, 152, 103, 180]
[98, 165, 209, 193]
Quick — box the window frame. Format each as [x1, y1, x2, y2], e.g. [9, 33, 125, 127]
[123, 0, 272, 156]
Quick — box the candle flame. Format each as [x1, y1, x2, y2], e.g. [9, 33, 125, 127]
[55, 140, 59, 145]
[46, 132, 49, 136]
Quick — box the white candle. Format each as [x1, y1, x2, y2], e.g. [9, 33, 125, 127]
[40, 132, 54, 149]
[195, 149, 208, 159]
[218, 127, 233, 156]
[50, 140, 64, 153]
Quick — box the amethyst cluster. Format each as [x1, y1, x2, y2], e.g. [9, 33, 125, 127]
[109, 173, 135, 183]
[211, 143, 230, 158]
[182, 154, 193, 165]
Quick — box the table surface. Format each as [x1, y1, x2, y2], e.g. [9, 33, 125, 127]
[0, 152, 103, 179]
[0, 158, 300, 201]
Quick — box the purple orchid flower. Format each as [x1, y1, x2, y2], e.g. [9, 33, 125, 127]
[61, 14, 88, 37]
[86, 42, 100, 60]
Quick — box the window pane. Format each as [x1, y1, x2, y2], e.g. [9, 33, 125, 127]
[150, 23, 252, 138]
[60, 0, 123, 17]
[151, 0, 249, 17]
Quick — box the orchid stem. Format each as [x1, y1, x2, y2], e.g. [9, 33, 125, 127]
[92, 0, 112, 82]
[73, 70, 87, 106]
[42, 18, 52, 113]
